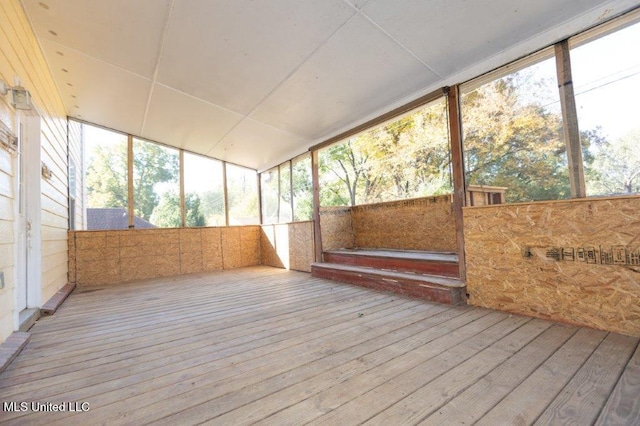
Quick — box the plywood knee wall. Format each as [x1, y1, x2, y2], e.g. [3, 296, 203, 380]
[69, 226, 261, 286]
[464, 196, 640, 336]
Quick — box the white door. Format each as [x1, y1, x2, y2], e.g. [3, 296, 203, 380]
[14, 113, 41, 319]
[15, 119, 28, 312]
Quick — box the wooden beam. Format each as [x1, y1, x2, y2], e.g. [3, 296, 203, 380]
[446, 86, 467, 282]
[309, 88, 444, 152]
[179, 150, 186, 227]
[127, 135, 134, 228]
[311, 150, 323, 262]
[289, 160, 294, 222]
[277, 164, 281, 222]
[222, 162, 229, 226]
[257, 171, 264, 225]
[555, 40, 586, 198]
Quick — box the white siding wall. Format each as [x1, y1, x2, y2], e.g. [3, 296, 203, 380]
[0, 0, 69, 344]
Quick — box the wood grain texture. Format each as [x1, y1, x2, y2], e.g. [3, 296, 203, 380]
[1, 267, 638, 425]
[260, 222, 315, 272]
[311, 263, 464, 305]
[535, 332, 638, 425]
[477, 327, 607, 425]
[464, 196, 640, 336]
[596, 341, 640, 425]
[351, 195, 456, 252]
[421, 323, 577, 425]
[323, 249, 459, 277]
[70, 226, 262, 286]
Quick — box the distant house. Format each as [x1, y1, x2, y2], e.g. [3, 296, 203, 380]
[87, 208, 156, 230]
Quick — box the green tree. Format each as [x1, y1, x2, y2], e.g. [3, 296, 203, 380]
[292, 157, 313, 221]
[587, 129, 640, 194]
[318, 99, 451, 206]
[149, 192, 206, 227]
[86, 143, 128, 208]
[86, 139, 180, 222]
[461, 74, 572, 202]
[132, 142, 179, 220]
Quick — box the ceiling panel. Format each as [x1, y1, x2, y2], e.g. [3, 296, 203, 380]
[22, 0, 170, 78]
[141, 84, 244, 155]
[209, 119, 308, 170]
[156, 0, 356, 115]
[361, 0, 611, 77]
[346, 0, 371, 9]
[40, 39, 151, 136]
[20, 0, 640, 171]
[250, 14, 440, 140]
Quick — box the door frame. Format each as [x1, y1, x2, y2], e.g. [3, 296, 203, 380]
[13, 111, 42, 330]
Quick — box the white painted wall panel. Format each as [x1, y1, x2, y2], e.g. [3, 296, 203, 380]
[0, 0, 70, 344]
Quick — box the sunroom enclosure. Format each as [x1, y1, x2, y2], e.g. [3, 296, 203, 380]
[1, 0, 640, 423]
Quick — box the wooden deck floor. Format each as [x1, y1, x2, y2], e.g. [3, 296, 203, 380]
[1, 266, 639, 425]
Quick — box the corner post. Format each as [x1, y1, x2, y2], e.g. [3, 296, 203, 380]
[446, 86, 467, 281]
[311, 150, 323, 262]
[555, 40, 586, 198]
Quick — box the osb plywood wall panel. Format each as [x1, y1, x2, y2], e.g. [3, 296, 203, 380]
[260, 226, 284, 269]
[352, 195, 456, 251]
[0, 0, 70, 343]
[464, 196, 640, 336]
[289, 221, 315, 272]
[261, 221, 315, 272]
[320, 207, 354, 250]
[69, 226, 261, 286]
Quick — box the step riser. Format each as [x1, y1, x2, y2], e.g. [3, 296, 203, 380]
[323, 252, 459, 278]
[312, 266, 465, 305]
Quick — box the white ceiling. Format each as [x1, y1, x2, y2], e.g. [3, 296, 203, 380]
[22, 0, 640, 171]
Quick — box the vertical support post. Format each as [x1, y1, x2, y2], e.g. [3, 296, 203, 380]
[179, 150, 185, 227]
[311, 150, 323, 262]
[277, 165, 281, 222]
[555, 40, 586, 198]
[446, 86, 467, 281]
[222, 161, 229, 226]
[127, 135, 134, 229]
[257, 171, 263, 225]
[289, 160, 294, 222]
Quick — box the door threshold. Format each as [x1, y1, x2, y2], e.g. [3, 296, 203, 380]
[18, 308, 40, 332]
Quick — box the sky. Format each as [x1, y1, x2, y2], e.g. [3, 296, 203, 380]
[571, 21, 640, 142]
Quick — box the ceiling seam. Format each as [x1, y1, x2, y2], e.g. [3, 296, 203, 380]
[206, 7, 361, 158]
[357, 10, 445, 80]
[140, 0, 175, 136]
[38, 38, 154, 82]
[150, 82, 310, 147]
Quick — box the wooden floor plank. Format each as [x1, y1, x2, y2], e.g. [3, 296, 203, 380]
[535, 332, 638, 425]
[596, 341, 640, 425]
[1, 296, 413, 405]
[420, 323, 578, 425]
[0, 291, 391, 393]
[366, 319, 557, 425]
[3, 284, 370, 380]
[67, 300, 436, 425]
[211, 307, 487, 426]
[303, 314, 529, 426]
[477, 327, 608, 425]
[0, 266, 637, 426]
[3, 298, 425, 423]
[251, 309, 504, 426]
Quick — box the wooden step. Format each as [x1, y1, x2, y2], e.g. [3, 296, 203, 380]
[311, 262, 466, 305]
[41, 282, 76, 315]
[323, 249, 459, 277]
